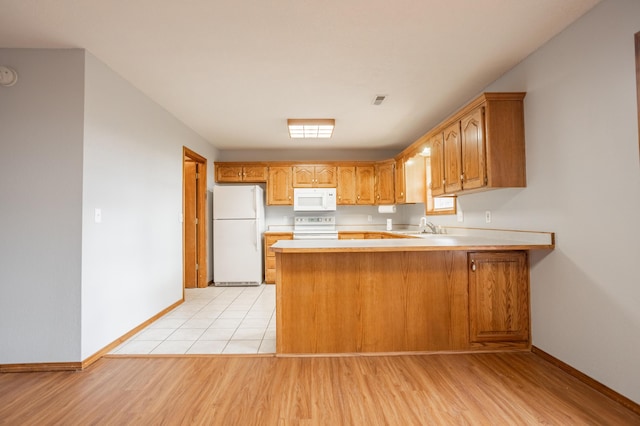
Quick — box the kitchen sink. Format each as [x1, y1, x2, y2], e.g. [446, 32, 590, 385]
[394, 230, 445, 236]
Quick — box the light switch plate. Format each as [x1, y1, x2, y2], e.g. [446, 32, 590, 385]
[485, 210, 491, 223]
[94, 208, 102, 223]
[457, 210, 464, 222]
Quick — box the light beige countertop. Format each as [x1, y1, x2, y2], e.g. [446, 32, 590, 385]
[269, 227, 555, 253]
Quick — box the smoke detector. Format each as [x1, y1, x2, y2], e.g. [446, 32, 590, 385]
[0, 66, 18, 87]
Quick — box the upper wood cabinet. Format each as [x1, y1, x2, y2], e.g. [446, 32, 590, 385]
[214, 93, 525, 202]
[355, 166, 375, 204]
[461, 107, 486, 191]
[406, 155, 426, 204]
[443, 122, 463, 193]
[267, 166, 293, 205]
[435, 93, 526, 196]
[394, 158, 406, 203]
[396, 155, 425, 204]
[292, 165, 337, 187]
[429, 133, 445, 197]
[215, 163, 267, 183]
[336, 166, 357, 204]
[375, 161, 395, 204]
[468, 251, 529, 343]
[337, 165, 375, 205]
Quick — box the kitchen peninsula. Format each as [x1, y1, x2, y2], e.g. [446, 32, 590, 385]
[271, 229, 554, 355]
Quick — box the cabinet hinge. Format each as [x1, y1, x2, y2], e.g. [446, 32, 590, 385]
[195, 263, 199, 270]
[195, 218, 199, 225]
[484, 176, 488, 185]
[195, 172, 199, 179]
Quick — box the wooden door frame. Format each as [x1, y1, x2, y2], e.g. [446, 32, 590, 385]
[183, 147, 208, 289]
[635, 31, 640, 159]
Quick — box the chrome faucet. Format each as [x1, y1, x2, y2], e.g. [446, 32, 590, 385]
[419, 217, 438, 234]
[423, 221, 437, 234]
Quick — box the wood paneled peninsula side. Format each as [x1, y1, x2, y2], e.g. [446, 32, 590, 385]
[270, 229, 554, 355]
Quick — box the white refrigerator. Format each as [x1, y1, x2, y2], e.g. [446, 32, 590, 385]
[213, 185, 265, 286]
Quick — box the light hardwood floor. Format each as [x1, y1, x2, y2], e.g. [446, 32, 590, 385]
[1, 352, 638, 425]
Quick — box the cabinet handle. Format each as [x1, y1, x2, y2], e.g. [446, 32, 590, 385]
[470, 260, 476, 272]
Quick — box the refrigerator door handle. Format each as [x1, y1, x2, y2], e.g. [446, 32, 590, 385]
[253, 186, 258, 215]
[255, 220, 260, 251]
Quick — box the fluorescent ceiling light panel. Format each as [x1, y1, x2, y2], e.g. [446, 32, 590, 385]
[288, 119, 335, 139]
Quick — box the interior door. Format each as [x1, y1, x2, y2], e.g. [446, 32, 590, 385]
[184, 160, 197, 288]
[183, 147, 208, 289]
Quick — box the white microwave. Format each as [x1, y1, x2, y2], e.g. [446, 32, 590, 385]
[293, 188, 337, 211]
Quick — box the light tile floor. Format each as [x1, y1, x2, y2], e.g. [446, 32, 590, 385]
[110, 285, 276, 355]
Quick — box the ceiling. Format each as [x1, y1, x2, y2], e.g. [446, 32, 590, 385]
[0, 0, 599, 152]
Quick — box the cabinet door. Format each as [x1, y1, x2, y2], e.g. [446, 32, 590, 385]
[355, 166, 375, 204]
[314, 165, 337, 187]
[461, 107, 486, 190]
[267, 166, 293, 205]
[264, 233, 293, 284]
[429, 133, 445, 196]
[404, 155, 425, 204]
[216, 165, 243, 182]
[468, 251, 529, 343]
[395, 158, 406, 203]
[375, 162, 395, 205]
[337, 166, 357, 205]
[443, 122, 463, 193]
[292, 166, 315, 187]
[243, 165, 268, 182]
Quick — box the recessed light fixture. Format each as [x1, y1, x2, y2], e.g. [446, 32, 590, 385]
[287, 119, 335, 139]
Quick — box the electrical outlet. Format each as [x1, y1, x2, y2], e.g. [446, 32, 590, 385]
[485, 210, 492, 223]
[457, 210, 464, 222]
[368, 215, 372, 223]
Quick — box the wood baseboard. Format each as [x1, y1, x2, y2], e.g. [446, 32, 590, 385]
[81, 299, 184, 369]
[531, 345, 640, 416]
[0, 299, 184, 374]
[0, 362, 83, 373]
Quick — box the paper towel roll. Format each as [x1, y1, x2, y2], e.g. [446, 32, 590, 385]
[378, 205, 397, 214]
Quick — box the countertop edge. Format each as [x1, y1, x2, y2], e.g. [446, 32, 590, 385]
[270, 243, 555, 253]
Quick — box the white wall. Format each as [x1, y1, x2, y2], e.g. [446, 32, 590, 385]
[435, 0, 640, 402]
[0, 48, 219, 364]
[81, 53, 218, 359]
[0, 49, 85, 363]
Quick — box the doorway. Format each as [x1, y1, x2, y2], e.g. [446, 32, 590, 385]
[183, 147, 207, 288]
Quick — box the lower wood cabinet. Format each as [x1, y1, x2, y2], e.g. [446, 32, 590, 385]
[468, 251, 530, 343]
[264, 232, 293, 283]
[275, 248, 532, 354]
